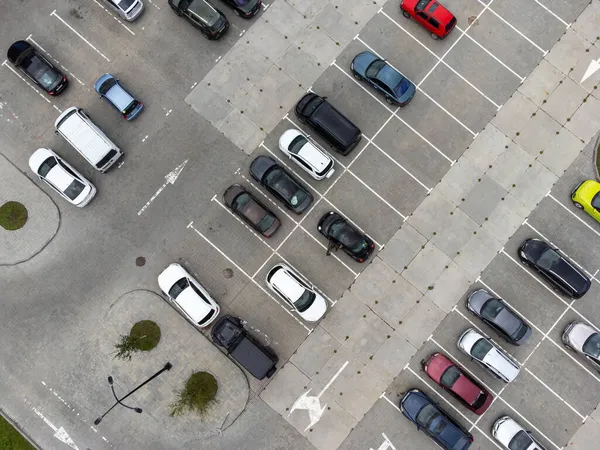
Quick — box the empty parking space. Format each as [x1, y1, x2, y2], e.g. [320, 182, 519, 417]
[568, 282, 600, 331]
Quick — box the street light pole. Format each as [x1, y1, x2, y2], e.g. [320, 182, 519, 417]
[94, 362, 173, 425]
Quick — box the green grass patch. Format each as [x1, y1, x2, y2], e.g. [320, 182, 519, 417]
[170, 372, 218, 418]
[114, 320, 161, 361]
[0, 415, 35, 450]
[0, 201, 28, 231]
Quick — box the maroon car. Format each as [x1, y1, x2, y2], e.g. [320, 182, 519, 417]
[223, 184, 281, 237]
[422, 352, 493, 415]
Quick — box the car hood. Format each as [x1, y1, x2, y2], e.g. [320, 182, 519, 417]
[425, 353, 453, 383]
[158, 263, 187, 294]
[520, 238, 547, 262]
[575, 180, 600, 203]
[457, 328, 481, 353]
[400, 390, 429, 420]
[279, 129, 301, 150]
[299, 294, 327, 322]
[566, 322, 596, 350]
[250, 155, 277, 181]
[351, 51, 378, 77]
[493, 417, 523, 447]
[467, 289, 494, 314]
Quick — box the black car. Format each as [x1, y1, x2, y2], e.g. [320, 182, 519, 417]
[220, 0, 261, 17]
[400, 389, 473, 450]
[466, 289, 532, 345]
[249, 156, 313, 214]
[168, 0, 229, 39]
[223, 184, 281, 237]
[519, 238, 591, 299]
[7, 41, 68, 95]
[317, 211, 374, 262]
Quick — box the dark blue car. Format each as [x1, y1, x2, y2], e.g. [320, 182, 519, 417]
[400, 389, 473, 450]
[350, 51, 416, 106]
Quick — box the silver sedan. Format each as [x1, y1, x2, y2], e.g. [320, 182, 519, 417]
[562, 321, 600, 371]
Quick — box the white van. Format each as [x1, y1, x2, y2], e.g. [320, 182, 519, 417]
[54, 107, 123, 173]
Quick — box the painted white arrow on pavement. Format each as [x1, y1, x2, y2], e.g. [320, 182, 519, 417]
[581, 58, 600, 83]
[138, 159, 188, 216]
[32, 407, 80, 450]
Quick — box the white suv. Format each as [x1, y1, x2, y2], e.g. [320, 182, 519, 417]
[278, 129, 335, 180]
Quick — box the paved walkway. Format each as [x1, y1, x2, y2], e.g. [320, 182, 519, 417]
[0, 154, 59, 265]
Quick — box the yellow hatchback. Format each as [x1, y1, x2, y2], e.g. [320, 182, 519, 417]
[571, 180, 600, 223]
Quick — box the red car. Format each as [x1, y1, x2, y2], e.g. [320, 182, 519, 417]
[400, 0, 457, 39]
[422, 352, 493, 415]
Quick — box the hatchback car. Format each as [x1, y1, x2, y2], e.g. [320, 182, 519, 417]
[168, 0, 229, 39]
[492, 416, 548, 450]
[351, 51, 416, 106]
[220, 0, 261, 17]
[466, 289, 532, 346]
[94, 74, 144, 121]
[457, 328, 520, 383]
[158, 263, 220, 329]
[223, 184, 281, 237]
[422, 352, 493, 415]
[266, 264, 327, 322]
[562, 321, 600, 372]
[571, 179, 600, 224]
[317, 211, 375, 262]
[400, 389, 473, 450]
[102, 0, 144, 21]
[400, 0, 457, 39]
[519, 238, 591, 299]
[7, 41, 68, 95]
[249, 156, 313, 214]
[278, 129, 335, 180]
[29, 148, 96, 207]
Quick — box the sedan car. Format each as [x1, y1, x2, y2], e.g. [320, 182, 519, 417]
[466, 289, 532, 346]
[7, 41, 68, 95]
[94, 74, 144, 121]
[266, 264, 327, 322]
[168, 0, 229, 39]
[29, 148, 96, 207]
[571, 179, 600, 223]
[278, 129, 335, 180]
[400, 389, 473, 450]
[102, 0, 144, 21]
[562, 321, 600, 372]
[249, 156, 313, 214]
[220, 0, 261, 17]
[519, 238, 591, 299]
[317, 211, 374, 262]
[351, 51, 416, 106]
[492, 416, 548, 450]
[457, 328, 520, 383]
[400, 0, 457, 39]
[422, 352, 493, 415]
[158, 263, 220, 329]
[223, 184, 281, 237]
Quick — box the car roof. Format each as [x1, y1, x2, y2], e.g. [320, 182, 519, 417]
[269, 265, 304, 302]
[105, 82, 135, 110]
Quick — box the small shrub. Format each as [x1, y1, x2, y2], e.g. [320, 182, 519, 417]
[0, 201, 28, 230]
[170, 372, 218, 418]
[113, 320, 160, 361]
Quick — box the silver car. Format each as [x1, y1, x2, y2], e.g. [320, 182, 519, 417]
[102, 0, 144, 21]
[562, 321, 600, 371]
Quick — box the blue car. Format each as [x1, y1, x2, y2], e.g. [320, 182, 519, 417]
[94, 74, 144, 121]
[400, 389, 473, 450]
[350, 51, 416, 106]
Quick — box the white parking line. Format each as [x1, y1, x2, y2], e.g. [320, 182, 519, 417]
[533, 0, 570, 27]
[90, 0, 136, 35]
[1, 60, 51, 104]
[355, 36, 479, 134]
[187, 222, 312, 333]
[50, 10, 111, 62]
[146, 0, 160, 9]
[377, 10, 502, 108]
[26, 36, 85, 86]
[525, 368, 585, 419]
[547, 193, 600, 240]
[346, 170, 407, 219]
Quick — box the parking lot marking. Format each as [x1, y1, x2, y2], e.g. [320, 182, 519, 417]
[347, 170, 407, 219]
[90, 0, 135, 35]
[187, 223, 312, 333]
[533, 0, 570, 27]
[50, 10, 111, 62]
[146, 0, 160, 9]
[378, 11, 502, 107]
[26, 37, 85, 86]
[1, 60, 52, 104]
[52, 105, 62, 113]
[138, 160, 188, 216]
[547, 193, 600, 240]
[525, 368, 585, 420]
[371, 432, 397, 450]
[355, 36, 478, 135]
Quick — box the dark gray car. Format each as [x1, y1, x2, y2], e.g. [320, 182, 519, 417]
[466, 289, 532, 346]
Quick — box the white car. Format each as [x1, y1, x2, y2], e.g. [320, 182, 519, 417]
[29, 148, 96, 207]
[102, 0, 144, 21]
[158, 263, 220, 329]
[457, 328, 520, 383]
[492, 416, 548, 450]
[266, 263, 327, 322]
[278, 129, 335, 180]
[562, 321, 600, 371]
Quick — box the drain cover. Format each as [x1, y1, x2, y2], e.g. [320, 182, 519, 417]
[223, 268, 234, 279]
[136, 257, 146, 267]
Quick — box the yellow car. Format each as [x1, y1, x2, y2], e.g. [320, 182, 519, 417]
[571, 180, 600, 223]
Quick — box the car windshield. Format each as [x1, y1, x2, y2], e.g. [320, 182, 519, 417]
[64, 179, 86, 200]
[583, 333, 600, 358]
[536, 248, 562, 271]
[471, 338, 492, 360]
[330, 221, 366, 253]
[23, 55, 61, 90]
[365, 59, 386, 79]
[38, 157, 57, 177]
[440, 366, 461, 388]
[509, 430, 534, 450]
[265, 169, 307, 207]
[294, 291, 316, 312]
[289, 135, 308, 154]
[168, 277, 188, 299]
[480, 298, 504, 321]
[99, 78, 117, 95]
[117, 0, 136, 9]
[416, 404, 439, 428]
[592, 192, 600, 210]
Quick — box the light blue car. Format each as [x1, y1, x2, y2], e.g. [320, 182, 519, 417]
[94, 74, 144, 121]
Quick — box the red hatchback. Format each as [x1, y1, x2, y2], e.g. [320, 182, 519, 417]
[422, 353, 493, 415]
[400, 0, 457, 39]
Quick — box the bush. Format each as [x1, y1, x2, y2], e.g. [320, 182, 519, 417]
[114, 320, 161, 361]
[170, 372, 218, 418]
[0, 201, 28, 231]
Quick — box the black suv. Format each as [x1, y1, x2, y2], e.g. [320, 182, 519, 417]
[7, 41, 68, 95]
[168, 0, 229, 39]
